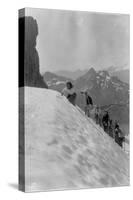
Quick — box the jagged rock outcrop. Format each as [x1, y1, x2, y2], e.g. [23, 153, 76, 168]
[19, 16, 48, 88]
[20, 87, 129, 192]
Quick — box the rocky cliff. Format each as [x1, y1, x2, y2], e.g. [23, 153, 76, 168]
[19, 16, 48, 88]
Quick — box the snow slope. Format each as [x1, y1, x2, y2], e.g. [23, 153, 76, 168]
[22, 87, 129, 192]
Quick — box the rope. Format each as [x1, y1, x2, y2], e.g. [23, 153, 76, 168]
[76, 106, 105, 136]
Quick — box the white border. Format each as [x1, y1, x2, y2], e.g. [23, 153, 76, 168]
[0, 0, 132, 199]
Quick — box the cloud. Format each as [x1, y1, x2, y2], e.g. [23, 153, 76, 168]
[26, 8, 129, 73]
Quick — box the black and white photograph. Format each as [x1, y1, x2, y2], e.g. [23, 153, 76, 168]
[19, 8, 130, 192]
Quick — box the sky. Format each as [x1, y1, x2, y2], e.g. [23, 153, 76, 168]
[26, 8, 129, 74]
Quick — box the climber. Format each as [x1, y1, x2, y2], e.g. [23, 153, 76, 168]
[114, 120, 119, 129]
[114, 125, 125, 148]
[95, 106, 102, 126]
[108, 119, 114, 138]
[102, 111, 110, 133]
[62, 81, 77, 105]
[83, 91, 93, 117]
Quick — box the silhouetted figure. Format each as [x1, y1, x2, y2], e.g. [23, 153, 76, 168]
[114, 120, 119, 129]
[108, 119, 114, 138]
[95, 106, 102, 126]
[102, 111, 110, 133]
[19, 16, 48, 88]
[114, 125, 125, 148]
[83, 92, 93, 117]
[62, 82, 77, 105]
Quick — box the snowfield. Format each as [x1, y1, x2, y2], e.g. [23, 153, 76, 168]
[21, 87, 129, 192]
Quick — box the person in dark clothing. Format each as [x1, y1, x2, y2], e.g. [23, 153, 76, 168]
[102, 111, 110, 133]
[108, 119, 114, 138]
[67, 93, 77, 105]
[85, 92, 93, 106]
[84, 92, 93, 117]
[114, 125, 125, 148]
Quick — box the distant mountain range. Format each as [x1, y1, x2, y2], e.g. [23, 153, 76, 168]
[107, 65, 129, 84]
[52, 65, 129, 84]
[75, 68, 129, 105]
[54, 69, 88, 80]
[74, 68, 129, 129]
[111, 69, 129, 84]
[43, 68, 129, 133]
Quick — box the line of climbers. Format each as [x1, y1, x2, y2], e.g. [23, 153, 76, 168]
[61, 81, 125, 149]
